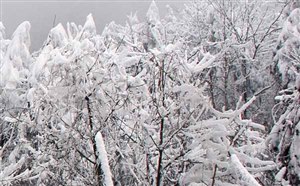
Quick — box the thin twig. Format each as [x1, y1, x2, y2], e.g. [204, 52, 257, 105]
[211, 164, 217, 186]
[76, 149, 96, 165]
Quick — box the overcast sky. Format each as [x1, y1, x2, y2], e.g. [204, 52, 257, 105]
[1, 0, 184, 51]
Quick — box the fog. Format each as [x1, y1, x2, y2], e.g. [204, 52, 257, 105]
[1, 0, 183, 51]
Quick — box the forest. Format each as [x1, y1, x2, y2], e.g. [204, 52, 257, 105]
[1, 0, 300, 185]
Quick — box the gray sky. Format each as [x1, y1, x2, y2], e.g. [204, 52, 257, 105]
[1, 0, 184, 51]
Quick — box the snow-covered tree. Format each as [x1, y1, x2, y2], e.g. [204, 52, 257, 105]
[0, 21, 37, 186]
[0, 1, 282, 185]
[182, 95, 275, 185]
[267, 1, 300, 185]
[179, 0, 284, 127]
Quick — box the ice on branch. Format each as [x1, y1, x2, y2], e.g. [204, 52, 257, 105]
[49, 23, 68, 48]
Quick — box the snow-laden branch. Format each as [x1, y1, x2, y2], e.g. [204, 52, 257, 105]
[95, 131, 114, 186]
[230, 153, 260, 186]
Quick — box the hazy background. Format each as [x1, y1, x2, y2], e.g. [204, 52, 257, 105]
[0, 0, 184, 51]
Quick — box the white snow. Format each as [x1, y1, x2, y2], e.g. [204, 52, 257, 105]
[275, 167, 286, 181]
[146, 0, 160, 25]
[83, 14, 97, 36]
[49, 23, 68, 48]
[230, 153, 260, 186]
[0, 59, 20, 89]
[0, 156, 26, 179]
[11, 21, 31, 49]
[3, 116, 18, 123]
[0, 22, 5, 39]
[95, 131, 114, 186]
[31, 45, 51, 80]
